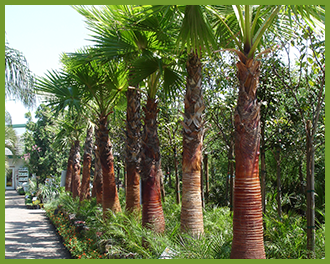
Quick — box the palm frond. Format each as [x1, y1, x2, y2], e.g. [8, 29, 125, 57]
[177, 5, 217, 57]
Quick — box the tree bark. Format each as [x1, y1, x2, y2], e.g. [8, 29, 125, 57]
[71, 140, 81, 199]
[125, 87, 141, 213]
[65, 143, 74, 193]
[92, 142, 103, 205]
[180, 52, 204, 236]
[141, 98, 165, 233]
[80, 126, 93, 201]
[230, 56, 265, 259]
[97, 116, 121, 216]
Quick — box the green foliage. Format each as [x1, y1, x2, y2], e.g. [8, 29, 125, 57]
[264, 209, 325, 259]
[23, 104, 68, 183]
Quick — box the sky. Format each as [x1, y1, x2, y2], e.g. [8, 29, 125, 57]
[5, 5, 91, 127]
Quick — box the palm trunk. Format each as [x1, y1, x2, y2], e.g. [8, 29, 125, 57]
[228, 143, 235, 212]
[230, 56, 265, 259]
[92, 140, 103, 205]
[80, 126, 94, 202]
[141, 98, 165, 233]
[125, 87, 141, 213]
[180, 52, 204, 236]
[71, 140, 81, 199]
[65, 143, 74, 192]
[97, 116, 121, 216]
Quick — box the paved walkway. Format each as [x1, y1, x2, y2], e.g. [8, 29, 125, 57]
[5, 190, 71, 259]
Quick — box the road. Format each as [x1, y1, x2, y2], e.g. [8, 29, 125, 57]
[5, 190, 71, 259]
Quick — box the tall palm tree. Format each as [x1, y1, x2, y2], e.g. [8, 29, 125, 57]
[209, 5, 325, 259]
[157, 5, 216, 236]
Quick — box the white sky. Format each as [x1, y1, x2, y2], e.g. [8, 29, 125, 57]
[5, 5, 91, 125]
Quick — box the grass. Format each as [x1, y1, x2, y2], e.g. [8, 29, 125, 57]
[44, 191, 325, 259]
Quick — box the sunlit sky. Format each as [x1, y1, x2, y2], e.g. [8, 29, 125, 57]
[5, 5, 91, 126]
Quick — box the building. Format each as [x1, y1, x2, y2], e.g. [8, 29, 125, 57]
[5, 124, 29, 190]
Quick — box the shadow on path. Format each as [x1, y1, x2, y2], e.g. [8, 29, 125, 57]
[5, 190, 71, 259]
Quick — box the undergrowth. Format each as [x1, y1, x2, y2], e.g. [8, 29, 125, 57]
[44, 192, 325, 259]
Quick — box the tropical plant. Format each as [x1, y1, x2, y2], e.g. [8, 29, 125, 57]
[73, 5, 145, 213]
[5, 41, 36, 108]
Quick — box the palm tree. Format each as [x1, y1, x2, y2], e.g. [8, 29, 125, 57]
[157, 5, 216, 236]
[74, 5, 145, 213]
[5, 41, 36, 108]
[80, 124, 94, 201]
[37, 70, 85, 199]
[209, 5, 325, 259]
[130, 50, 184, 233]
[63, 53, 126, 215]
[36, 55, 126, 214]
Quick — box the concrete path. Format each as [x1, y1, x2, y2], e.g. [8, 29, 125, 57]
[5, 190, 71, 259]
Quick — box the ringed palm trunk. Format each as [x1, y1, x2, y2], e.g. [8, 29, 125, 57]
[65, 143, 75, 192]
[71, 140, 81, 199]
[180, 52, 205, 236]
[92, 141, 103, 205]
[97, 115, 121, 216]
[230, 55, 265, 259]
[80, 126, 94, 202]
[125, 87, 141, 213]
[141, 98, 165, 233]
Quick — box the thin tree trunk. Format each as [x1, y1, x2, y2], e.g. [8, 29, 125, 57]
[174, 146, 180, 204]
[200, 160, 205, 208]
[80, 126, 93, 202]
[306, 120, 315, 258]
[65, 143, 74, 193]
[274, 146, 282, 218]
[92, 143, 103, 205]
[97, 116, 121, 216]
[141, 98, 165, 233]
[204, 153, 209, 204]
[125, 87, 141, 213]
[260, 123, 266, 214]
[230, 56, 265, 259]
[71, 140, 81, 199]
[180, 52, 204, 236]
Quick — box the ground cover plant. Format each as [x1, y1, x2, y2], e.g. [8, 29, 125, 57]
[44, 191, 325, 259]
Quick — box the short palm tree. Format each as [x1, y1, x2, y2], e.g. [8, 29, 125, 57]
[63, 54, 127, 215]
[37, 71, 85, 199]
[74, 5, 147, 213]
[37, 54, 127, 214]
[209, 5, 325, 259]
